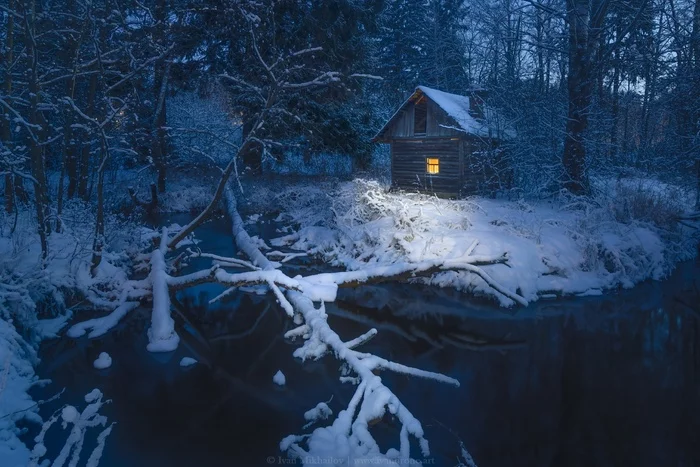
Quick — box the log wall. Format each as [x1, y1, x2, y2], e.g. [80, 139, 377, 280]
[391, 139, 462, 196]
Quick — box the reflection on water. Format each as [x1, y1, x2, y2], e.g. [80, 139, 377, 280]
[32, 216, 700, 466]
[334, 275, 700, 467]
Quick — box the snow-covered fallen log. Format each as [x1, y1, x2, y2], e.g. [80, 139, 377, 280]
[70, 180, 526, 360]
[301, 251, 526, 306]
[225, 185, 279, 270]
[68, 230, 318, 349]
[64, 180, 491, 464]
[221, 185, 470, 466]
[146, 228, 180, 352]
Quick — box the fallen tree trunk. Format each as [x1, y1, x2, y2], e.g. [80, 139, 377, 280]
[302, 252, 526, 306]
[147, 227, 179, 352]
[218, 182, 479, 463]
[67, 172, 524, 467]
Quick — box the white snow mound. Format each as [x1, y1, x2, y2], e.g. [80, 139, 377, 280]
[273, 370, 286, 386]
[93, 352, 112, 369]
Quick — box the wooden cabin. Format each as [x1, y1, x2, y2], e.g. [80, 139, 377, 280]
[373, 86, 515, 197]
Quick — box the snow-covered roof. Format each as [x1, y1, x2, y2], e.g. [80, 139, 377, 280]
[374, 85, 515, 141]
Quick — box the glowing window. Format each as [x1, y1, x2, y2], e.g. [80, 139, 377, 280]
[426, 157, 440, 174]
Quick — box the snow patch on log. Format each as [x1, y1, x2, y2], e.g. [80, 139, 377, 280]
[180, 357, 198, 367]
[225, 185, 279, 270]
[146, 228, 180, 353]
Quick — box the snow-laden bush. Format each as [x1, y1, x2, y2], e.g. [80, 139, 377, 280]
[0, 211, 66, 335]
[0, 316, 40, 465]
[331, 179, 471, 233]
[608, 179, 686, 227]
[274, 181, 335, 228]
[273, 179, 476, 267]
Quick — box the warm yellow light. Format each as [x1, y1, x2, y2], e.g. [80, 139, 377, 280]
[426, 157, 439, 174]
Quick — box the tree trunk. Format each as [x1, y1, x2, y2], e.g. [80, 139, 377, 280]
[609, 39, 621, 159]
[241, 116, 262, 174]
[152, 0, 169, 193]
[693, 0, 700, 207]
[24, 0, 49, 259]
[90, 135, 108, 275]
[562, 0, 592, 194]
[152, 68, 169, 193]
[78, 73, 97, 200]
[58, 38, 81, 231]
[2, 0, 15, 214]
[696, 159, 700, 210]
[562, 0, 609, 194]
[693, 0, 700, 63]
[66, 85, 79, 198]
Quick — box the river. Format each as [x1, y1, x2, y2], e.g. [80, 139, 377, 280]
[31, 214, 700, 467]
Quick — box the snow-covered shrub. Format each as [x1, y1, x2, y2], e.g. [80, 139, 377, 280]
[276, 182, 334, 225]
[157, 179, 216, 213]
[331, 179, 469, 236]
[608, 179, 685, 227]
[0, 212, 63, 335]
[562, 177, 696, 285]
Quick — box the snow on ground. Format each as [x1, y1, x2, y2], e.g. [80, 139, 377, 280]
[273, 370, 286, 386]
[93, 352, 113, 369]
[0, 318, 40, 466]
[267, 178, 698, 306]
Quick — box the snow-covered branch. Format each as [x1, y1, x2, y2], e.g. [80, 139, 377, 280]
[29, 389, 113, 467]
[221, 186, 462, 465]
[281, 71, 342, 90]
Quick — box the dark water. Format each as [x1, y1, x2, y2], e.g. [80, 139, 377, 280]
[32, 215, 700, 467]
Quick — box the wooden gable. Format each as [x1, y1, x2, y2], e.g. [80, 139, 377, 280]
[373, 89, 466, 142]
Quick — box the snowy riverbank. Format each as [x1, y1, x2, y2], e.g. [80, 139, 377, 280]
[0, 201, 144, 465]
[0, 166, 216, 462]
[1, 171, 697, 464]
[249, 178, 699, 307]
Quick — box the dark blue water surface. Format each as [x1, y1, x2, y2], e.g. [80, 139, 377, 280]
[32, 215, 700, 467]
